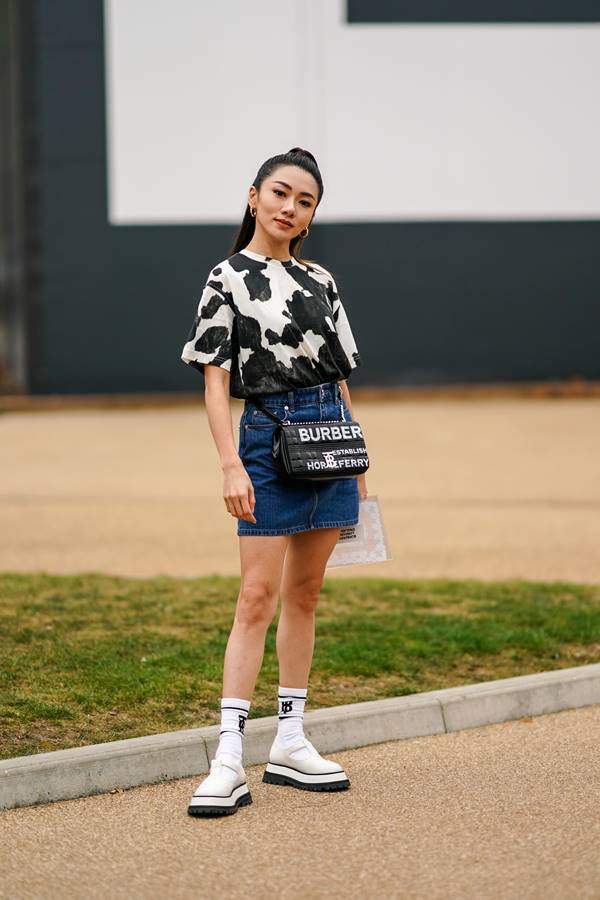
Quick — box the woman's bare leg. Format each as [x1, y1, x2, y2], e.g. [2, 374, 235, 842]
[222, 534, 290, 699]
[276, 527, 341, 687]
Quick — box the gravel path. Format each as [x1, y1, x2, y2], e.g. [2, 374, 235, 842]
[1, 398, 599, 582]
[2, 704, 599, 899]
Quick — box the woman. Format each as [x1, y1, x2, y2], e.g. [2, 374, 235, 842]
[180, 147, 367, 816]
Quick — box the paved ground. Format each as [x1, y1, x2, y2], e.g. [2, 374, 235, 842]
[2, 703, 599, 900]
[1, 397, 599, 582]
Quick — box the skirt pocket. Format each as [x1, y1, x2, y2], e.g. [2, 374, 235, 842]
[245, 405, 287, 429]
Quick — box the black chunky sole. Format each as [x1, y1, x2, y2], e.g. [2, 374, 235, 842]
[187, 791, 253, 816]
[262, 770, 350, 791]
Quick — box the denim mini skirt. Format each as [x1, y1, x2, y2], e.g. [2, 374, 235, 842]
[237, 380, 360, 536]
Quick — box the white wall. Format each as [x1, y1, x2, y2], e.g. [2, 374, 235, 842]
[104, 0, 600, 223]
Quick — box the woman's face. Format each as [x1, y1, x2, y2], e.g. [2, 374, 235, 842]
[249, 165, 319, 242]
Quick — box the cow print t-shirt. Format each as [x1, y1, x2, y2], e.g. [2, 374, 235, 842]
[180, 247, 362, 399]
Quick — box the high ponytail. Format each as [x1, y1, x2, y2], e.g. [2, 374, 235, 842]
[228, 147, 324, 266]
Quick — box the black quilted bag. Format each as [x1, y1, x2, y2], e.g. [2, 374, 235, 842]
[246, 395, 370, 482]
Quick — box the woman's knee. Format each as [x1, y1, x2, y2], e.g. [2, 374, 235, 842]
[235, 581, 279, 627]
[282, 576, 322, 614]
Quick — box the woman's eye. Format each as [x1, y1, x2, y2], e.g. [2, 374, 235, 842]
[274, 188, 311, 208]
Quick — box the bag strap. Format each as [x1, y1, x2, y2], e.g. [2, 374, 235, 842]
[246, 396, 285, 425]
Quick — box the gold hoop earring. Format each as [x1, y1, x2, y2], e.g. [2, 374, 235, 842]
[300, 226, 309, 238]
[250, 206, 256, 218]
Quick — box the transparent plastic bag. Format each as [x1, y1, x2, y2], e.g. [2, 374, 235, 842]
[326, 495, 392, 568]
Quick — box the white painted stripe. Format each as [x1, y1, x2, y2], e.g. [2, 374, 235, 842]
[105, 0, 600, 224]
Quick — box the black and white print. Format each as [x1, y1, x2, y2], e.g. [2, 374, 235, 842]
[180, 248, 362, 399]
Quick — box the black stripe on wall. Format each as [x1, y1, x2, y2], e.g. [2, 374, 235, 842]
[347, 0, 600, 23]
[320, 221, 600, 386]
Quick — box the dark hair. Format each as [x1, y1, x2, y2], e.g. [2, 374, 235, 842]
[228, 147, 324, 266]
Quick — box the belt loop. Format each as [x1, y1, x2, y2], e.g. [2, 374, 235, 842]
[287, 389, 295, 412]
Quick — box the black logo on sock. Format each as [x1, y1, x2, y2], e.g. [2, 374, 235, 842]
[238, 714, 246, 734]
[281, 700, 293, 714]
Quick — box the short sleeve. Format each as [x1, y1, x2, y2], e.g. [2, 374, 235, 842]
[324, 270, 362, 372]
[180, 267, 234, 375]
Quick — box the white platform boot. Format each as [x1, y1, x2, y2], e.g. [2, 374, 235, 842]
[188, 757, 253, 816]
[263, 735, 350, 791]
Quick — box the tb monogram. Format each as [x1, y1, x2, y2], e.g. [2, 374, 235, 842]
[280, 700, 294, 714]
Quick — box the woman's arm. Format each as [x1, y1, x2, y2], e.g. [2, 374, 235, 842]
[338, 379, 368, 500]
[203, 366, 256, 524]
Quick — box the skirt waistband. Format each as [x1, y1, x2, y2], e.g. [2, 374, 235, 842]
[245, 380, 341, 410]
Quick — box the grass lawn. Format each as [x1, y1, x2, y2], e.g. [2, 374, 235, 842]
[1, 572, 599, 760]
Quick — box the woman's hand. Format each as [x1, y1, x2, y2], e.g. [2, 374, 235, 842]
[357, 472, 368, 501]
[223, 461, 256, 524]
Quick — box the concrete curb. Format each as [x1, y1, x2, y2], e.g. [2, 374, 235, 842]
[2, 663, 600, 811]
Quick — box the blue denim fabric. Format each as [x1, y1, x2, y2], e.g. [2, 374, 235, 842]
[237, 380, 359, 536]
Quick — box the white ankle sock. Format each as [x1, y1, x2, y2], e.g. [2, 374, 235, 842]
[276, 686, 313, 761]
[215, 696, 251, 769]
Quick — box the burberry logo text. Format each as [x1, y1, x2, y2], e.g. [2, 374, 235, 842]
[297, 424, 363, 443]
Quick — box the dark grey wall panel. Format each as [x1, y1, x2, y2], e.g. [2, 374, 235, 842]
[37, 0, 104, 45]
[23, 0, 600, 393]
[0, 0, 43, 393]
[320, 222, 600, 384]
[347, 0, 600, 23]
